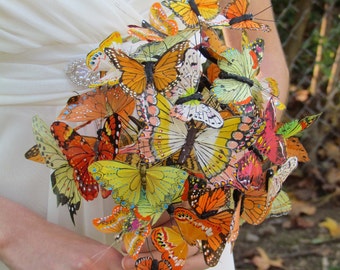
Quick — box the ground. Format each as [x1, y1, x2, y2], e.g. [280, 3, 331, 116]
[233, 188, 340, 270]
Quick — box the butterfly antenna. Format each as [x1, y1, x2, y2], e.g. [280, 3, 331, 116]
[254, 6, 276, 22]
[89, 241, 119, 266]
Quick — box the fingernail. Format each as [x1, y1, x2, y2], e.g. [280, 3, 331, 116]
[122, 256, 135, 270]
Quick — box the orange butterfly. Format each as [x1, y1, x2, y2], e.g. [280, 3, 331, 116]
[223, 0, 271, 32]
[235, 157, 298, 225]
[128, 2, 178, 41]
[50, 114, 121, 200]
[57, 85, 135, 128]
[104, 41, 189, 96]
[185, 185, 235, 266]
[152, 223, 207, 269]
[93, 205, 151, 259]
[162, 0, 220, 28]
[135, 256, 174, 270]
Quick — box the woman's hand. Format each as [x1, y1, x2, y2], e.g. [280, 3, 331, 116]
[0, 196, 124, 270]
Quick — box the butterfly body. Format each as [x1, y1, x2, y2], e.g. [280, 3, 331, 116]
[229, 13, 253, 25]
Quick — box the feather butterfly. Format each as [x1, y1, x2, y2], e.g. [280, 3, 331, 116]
[104, 41, 189, 97]
[223, 0, 271, 32]
[162, 0, 219, 28]
[135, 256, 174, 270]
[93, 205, 151, 259]
[88, 160, 187, 213]
[51, 114, 121, 201]
[166, 48, 223, 128]
[128, 2, 178, 41]
[28, 116, 83, 224]
[138, 93, 260, 178]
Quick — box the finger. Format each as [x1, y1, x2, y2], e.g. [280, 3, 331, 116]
[182, 249, 207, 270]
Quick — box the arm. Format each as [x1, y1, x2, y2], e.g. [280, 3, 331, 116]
[0, 196, 124, 270]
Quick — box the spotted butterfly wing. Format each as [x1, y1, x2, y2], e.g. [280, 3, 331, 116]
[135, 256, 174, 270]
[285, 137, 310, 163]
[25, 144, 45, 164]
[93, 205, 151, 259]
[86, 31, 123, 86]
[152, 226, 190, 269]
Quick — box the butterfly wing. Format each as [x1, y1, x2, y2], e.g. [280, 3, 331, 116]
[89, 160, 141, 207]
[51, 121, 99, 200]
[24, 144, 45, 164]
[150, 2, 178, 36]
[167, 48, 223, 128]
[51, 115, 121, 200]
[212, 46, 260, 105]
[153, 41, 189, 92]
[145, 166, 187, 209]
[253, 98, 287, 165]
[162, 0, 200, 27]
[152, 226, 189, 268]
[57, 88, 107, 122]
[105, 47, 147, 96]
[135, 256, 174, 270]
[277, 113, 322, 139]
[285, 137, 310, 163]
[31, 116, 81, 223]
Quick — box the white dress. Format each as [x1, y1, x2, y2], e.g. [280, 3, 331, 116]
[0, 1, 235, 269]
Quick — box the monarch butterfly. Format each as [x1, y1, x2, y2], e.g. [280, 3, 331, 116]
[27, 116, 83, 224]
[138, 93, 258, 178]
[162, 0, 220, 28]
[128, 2, 178, 41]
[88, 160, 187, 213]
[104, 41, 189, 97]
[92, 205, 151, 259]
[223, 0, 271, 32]
[135, 256, 174, 270]
[51, 114, 121, 201]
[166, 48, 223, 128]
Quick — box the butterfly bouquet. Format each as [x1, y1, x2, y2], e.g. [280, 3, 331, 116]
[25, 0, 321, 268]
